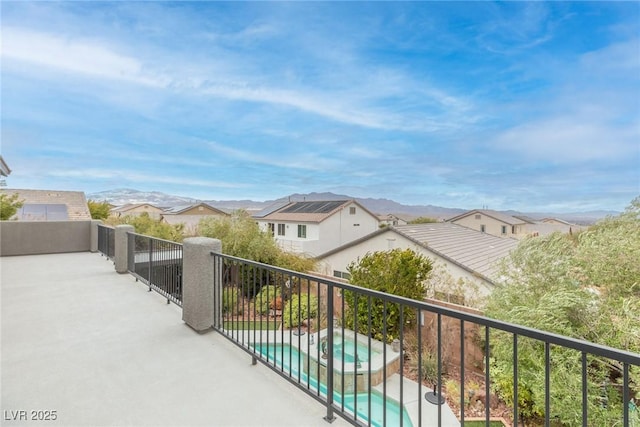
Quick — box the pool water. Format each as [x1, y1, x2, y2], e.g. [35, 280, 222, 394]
[254, 343, 413, 427]
[333, 335, 378, 363]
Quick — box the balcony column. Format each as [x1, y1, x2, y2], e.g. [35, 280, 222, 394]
[115, 225, 134, 274]
[90, 220, 101, 253]
[182, 237, 222, 333]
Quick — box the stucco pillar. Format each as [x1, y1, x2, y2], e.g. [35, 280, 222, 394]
[90, 220, 101, 253]
[115, 225, 134, 274]
[182, 237, 222, 333]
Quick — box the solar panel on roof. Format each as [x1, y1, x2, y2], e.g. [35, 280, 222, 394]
[46, 204, 69, 220]
[280, 201, 345, 214]
[17, 204, 69, 221]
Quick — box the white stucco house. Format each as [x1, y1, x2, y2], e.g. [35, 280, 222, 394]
[316, 222, 520, 301]
[253, 200, 380, 257]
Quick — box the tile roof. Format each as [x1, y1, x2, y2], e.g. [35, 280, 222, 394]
[320, 222, 519, 284]
[110, 203, 162, 213]
[162, 203, 227, 215]
[447, 209, 528, 225]
[2, 189, 91, 220]
[393, 223, 519, 282]
[0, 156, 10, 177]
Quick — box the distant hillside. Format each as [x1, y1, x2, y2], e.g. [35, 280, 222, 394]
[88, 188, 198, 207]
[87, 188, 615, 224]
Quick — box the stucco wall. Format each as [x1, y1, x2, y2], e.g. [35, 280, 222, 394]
[452, 214, 514, 237]
[0, 220, 92, 256]
[318, 229, 494, 298]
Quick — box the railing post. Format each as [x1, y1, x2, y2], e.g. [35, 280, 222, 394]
[114, 225, 134, 274]
[182, 237, 221, 333]
[324, 283, 335, 423]
[147, 237, 153, 290]
[90, 220, 101, 253]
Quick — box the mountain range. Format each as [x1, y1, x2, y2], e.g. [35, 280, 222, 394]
[87, 188, 618, 225]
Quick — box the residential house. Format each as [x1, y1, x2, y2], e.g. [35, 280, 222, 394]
[110, 203, 164, 220]
[2, 188, 91, 221]
[540, 217, 584, 234]
[377, 213, 408, 227]
[447, 209, 529, 238]
[161, 202, 229, 236]
[254, 200, 380, 257]
[0, 156, 11, 178]
[448, 209, 585, 239]
[317, 223, 519, 301]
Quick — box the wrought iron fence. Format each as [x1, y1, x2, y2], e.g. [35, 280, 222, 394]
[97, 224, 115, 259]
[211, 252, 640, 427]
[127, 232, 183, 306]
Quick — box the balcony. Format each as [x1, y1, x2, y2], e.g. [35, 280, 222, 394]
[1, 220, 638, 426]
[1, 251, 350, 426]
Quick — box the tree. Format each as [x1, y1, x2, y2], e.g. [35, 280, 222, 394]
[198, 210, 280, 264]
[0, 192, 23, 220]
[408, 216, 438, 224]
[198, 210, 316, 297]
[87, 200, 111, 220]
[198, 210, 316, 271]
[343, 248, 433, 343]
[108, 212, 185, 242]
[485, 197, 640, 425]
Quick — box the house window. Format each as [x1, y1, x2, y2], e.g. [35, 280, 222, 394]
[349, 207, 356, 215]
[475, 214, 481, 220]
[353, 223, 360, 226]
[480, 224, 486, 233]
[277, 224, 285, 236]
[501, 225, 507, 235]
[512, 226, 516, 234]
[268, 223, 275, 235]
[297, 224, 307, 238]
[333, 270, 351, 280]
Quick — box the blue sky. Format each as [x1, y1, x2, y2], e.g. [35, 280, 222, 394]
[1, 1, 638, 212]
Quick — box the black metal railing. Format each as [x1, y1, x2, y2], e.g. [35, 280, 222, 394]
[97, 224, 115, 259]
[211, 253, 640, 427]
[127, 232, 183, 306]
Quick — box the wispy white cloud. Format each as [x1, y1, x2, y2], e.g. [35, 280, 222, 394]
[205, 141, 342, 171]
[1, 23, 477, 133]
[1, 27, 169, 87]
[46, 168, 246, 189]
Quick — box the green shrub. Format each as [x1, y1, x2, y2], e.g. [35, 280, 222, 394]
[344, 249, 432, 343]
[222, 287, 242, 315]
[283, 293, 318, 329]
[417, 352, 439, 384]
[254, 285, 284, 315]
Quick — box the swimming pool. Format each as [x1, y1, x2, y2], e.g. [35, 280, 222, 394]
[333, 332, 379, 363]
[254, 343, 413, 427]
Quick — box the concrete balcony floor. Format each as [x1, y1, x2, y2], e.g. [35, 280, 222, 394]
[1, 252, 349, 426]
